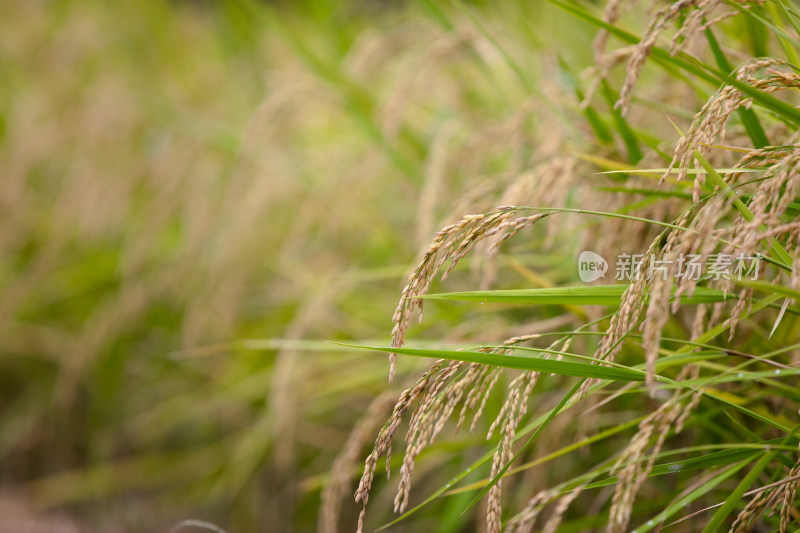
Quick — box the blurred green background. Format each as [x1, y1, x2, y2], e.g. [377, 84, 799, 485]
[0, 1, 603, 531]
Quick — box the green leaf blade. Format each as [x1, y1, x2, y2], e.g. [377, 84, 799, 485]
[337, 343, 646, 382]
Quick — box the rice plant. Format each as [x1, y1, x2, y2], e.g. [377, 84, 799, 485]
[3, 0, 800, 532]
[343, 1, 800, 532]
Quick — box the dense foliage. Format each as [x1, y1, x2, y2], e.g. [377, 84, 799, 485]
[2, 1, 800, 532]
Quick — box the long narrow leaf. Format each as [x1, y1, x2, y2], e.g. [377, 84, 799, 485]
[420, 285, 733, 305]
[336, 343, 647, 381]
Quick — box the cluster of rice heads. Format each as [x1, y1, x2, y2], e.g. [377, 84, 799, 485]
[343, 1, 800, 532]
[0, 2, 627, 531]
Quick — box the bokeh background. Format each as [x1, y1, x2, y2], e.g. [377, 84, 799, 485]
[0, 1, 699, 532]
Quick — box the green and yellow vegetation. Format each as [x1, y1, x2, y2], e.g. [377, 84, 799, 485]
[2, 1, 800, 532]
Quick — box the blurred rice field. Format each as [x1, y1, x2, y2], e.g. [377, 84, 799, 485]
[0, 1, 593, 531]
[7, 0, 797, 531]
